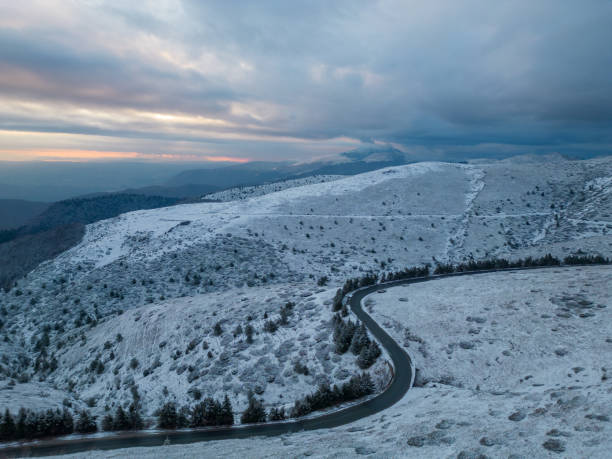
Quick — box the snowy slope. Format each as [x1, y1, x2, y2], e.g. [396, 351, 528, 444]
[0, 155, 610, 438]
[53, 266, 612, 458]
[46, 284, 390, 420]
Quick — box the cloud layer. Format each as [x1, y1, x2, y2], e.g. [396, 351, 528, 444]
[1, 1, 611, 161]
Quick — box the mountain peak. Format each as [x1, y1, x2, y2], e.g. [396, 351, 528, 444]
[340, 144, 406, 163]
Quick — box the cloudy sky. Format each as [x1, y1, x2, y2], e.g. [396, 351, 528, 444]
[0, 0, 611, 162]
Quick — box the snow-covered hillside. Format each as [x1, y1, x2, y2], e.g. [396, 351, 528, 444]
[0, 155, 610, 440]
[0, 284, 390, 420]
[54, 266, 612, 458]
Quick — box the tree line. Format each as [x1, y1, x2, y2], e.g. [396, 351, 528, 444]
[157, 395, 234, 429]
[332, 266, 431, 312]
[240, 373, 376, 422]
[331, 252, 609, 312]
[289, 373, 375, 418]
[433, 253, 609, 274]
[0, 407, 99, 442]
[101, 403, 143, 432]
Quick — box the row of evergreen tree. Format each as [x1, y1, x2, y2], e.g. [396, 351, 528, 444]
[289, 373, 375, 418]
[562, 254, 609, 265]
[433, 253, 609, 274]
[240, 395, 291, 424]
[433, 254, 560, 274]
[241, 372, 376, 422]
[157, 396, 234, 429]
[240, 395, 267, 424]
[331, 252, 609, 313]
[101, 403, 143, 432]
[439, 251, 604, 279]
[267, 406, 286, 421]
[332, 265, 431, 312]
[2, 379, 378, 441]
[332, 315, 381, 369]
[332, 273, 379, 312]
[0, 407, 99, 441]
[379, 265, 430, 283]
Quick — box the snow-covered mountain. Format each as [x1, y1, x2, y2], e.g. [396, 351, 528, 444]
[340, 144, 407, 163]
[72, 265, 611, 458]
[0, 155, 610, 443]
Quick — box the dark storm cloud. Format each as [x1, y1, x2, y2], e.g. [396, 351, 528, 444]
[1, 0, 611, 160]
[182, 1, 612, 146]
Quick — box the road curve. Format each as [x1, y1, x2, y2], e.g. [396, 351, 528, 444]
[0, 265, 596, 457]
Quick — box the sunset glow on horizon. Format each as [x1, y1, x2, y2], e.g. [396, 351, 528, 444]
[0, 148, 251, 163]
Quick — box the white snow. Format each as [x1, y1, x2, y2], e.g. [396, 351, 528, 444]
[0, 155, 611, 456]
[51, 266, 612, 458]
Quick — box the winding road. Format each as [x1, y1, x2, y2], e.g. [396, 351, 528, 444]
[0, 265, 595, 457]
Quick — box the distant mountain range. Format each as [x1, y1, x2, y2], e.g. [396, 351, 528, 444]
[340, 145, 406, 162]
[165, 147, 408, 190]
[0, 147, 409, 203]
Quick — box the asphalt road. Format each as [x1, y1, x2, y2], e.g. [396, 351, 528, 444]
[0, 265, 596, 457]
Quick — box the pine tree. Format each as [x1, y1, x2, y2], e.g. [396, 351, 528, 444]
[101, 414, 114, 431]
[23, 410, 37, 439]
[245, 324, 254, 344]
[61, 408, 74, 435]
[350, 323, 370, 355]
[334, 319, 356, 354]
[289, 398, 311, 418]
[357, 341, 381, 369]
[204, 398, 221, 425]
[113, 406, 130, 431]
[158, 402, 178, 429]
[177, 405, 190, 428]
[191, 401, 206, 427]
[221, 395, 234, 425]
[0, 408, 16, 441]
[128, 403, 143, 430]
[360, 372, 375, 395]
[75, 410, 97, 433]
[357, 343, 369, 368]
[332, 289, 343, 311]
[15, 408, 26, 439]
[369, 341, 381, 360]
[268, 406, 286, 421]
[240, 395, 266, 424]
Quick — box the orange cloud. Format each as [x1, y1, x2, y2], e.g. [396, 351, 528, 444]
[201, 155, 249, 163]
[0, 149, 250, 163]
